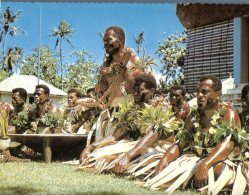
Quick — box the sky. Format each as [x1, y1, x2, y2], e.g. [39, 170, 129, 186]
[1, 2, 184, 76]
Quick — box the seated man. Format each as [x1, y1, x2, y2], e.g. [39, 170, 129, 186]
[169, 85, 190, 121]
[240, 84, 249, 132]
[79, 74, 157, 165]
[110, 86, 188, 174]
[64, 88, 86, 133]
[29, 84, 61, 134]
[8, 88, 30, 134]
[154, 75, 241, 188]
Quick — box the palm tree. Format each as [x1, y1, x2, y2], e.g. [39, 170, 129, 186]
[4, 47, 22, 76]
[50, 20, 75, 90]
[0, 7, 24, 69]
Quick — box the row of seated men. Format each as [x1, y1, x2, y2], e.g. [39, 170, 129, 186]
[4, 73, 193, 136]
[79, 74, 249, 192]
[3, 85, 99, 135]
[4, 74, 249, 136]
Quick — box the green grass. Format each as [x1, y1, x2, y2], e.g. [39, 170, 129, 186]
[0, 162, 198, 194]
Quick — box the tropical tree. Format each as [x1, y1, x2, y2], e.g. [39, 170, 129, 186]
[50, 20, 75, 89]
[133, 31, 156, 74]
[65, 49, 98, 93]
[4, 47, 22, 76]
[0, 7, 25, 69]
[157, 32, 187, 92]
[134, 31, 144, 55]
[20, 45, 60, 88]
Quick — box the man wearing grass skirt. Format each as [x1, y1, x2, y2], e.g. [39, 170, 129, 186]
[111, 84, 190, 174]
[152, 75, 247, 192]
[79, 74, 157, 165]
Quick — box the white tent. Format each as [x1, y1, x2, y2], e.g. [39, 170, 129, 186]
[0, 75, 66, 105]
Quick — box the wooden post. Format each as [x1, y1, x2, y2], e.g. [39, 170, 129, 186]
[43, 137, 52, 163]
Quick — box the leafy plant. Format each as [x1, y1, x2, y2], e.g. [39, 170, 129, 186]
[39, 112, 64, 130]
[137, 104, 180, 136]
[11, 110, 29, 133]
[21, 45, 61, 88]
[113, 101, 139, 132]
[65, 49, 98, 93]
[157, 32, 186, 92]
[0, 7, 25, 69]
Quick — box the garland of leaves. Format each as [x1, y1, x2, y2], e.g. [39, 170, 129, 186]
[176, 108, 249, 156]
[11, 110, 30, 133]
[38, 112, 64, 130]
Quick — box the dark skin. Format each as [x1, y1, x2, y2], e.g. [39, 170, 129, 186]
[32, 88, 60, 134]
[155, 79, 241, 188]
[169, 88, 190, 121]
[79, 81, 155, 165]
[111, 83, 159, 173]
[111, 88, 187, 173]
[8, 92, 26, 133]
[169, 89, 184, 113]
[64, 92, 85, 133]
[96, 29, 137, 100]
[112, 129, 159, 173]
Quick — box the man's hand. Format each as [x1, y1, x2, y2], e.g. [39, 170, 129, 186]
[112, 154, 130, 174]
[79, 145, 93, 165]
[194, 160, 209, 188]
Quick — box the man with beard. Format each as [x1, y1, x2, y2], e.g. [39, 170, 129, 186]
[95, 26, 143, 107]
[8, 88, 30, 134]
[29, 84, 60, 134]
[169, 85, 190, 121]
[154, 75, 241, 188]
[79, 74, 157, 165]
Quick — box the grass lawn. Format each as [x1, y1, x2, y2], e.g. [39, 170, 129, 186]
[0, 162, 198, 194]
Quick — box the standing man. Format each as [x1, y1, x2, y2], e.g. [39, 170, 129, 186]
[96, 26, 143, 106]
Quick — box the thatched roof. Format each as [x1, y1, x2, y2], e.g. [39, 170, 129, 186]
[177, 4, 249, 29]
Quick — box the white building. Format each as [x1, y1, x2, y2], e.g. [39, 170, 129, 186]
[0, 75, 66, 105]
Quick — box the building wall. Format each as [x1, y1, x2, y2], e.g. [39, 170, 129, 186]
[184, 20, 234, 93]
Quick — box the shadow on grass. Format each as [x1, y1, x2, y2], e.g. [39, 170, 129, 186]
[0, 186, 41, 194]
